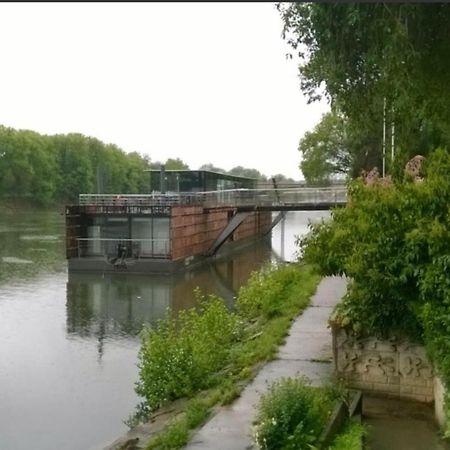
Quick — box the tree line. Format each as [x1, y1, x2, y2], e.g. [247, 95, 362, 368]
[198, 163, 295, 183]
[279, 3, 450, 183]
[0, 126, 152, 204]
[0, 125, 292, 205]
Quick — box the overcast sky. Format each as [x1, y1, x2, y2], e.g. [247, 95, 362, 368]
[0, 2, 329, 180]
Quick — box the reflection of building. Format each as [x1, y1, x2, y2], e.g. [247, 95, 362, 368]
[66, 170, 272, 273]
[66, 273, 171, 337]
[65, 239, 273, 356]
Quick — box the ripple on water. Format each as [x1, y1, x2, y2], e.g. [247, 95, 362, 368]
[19, 235, 60, 242]
[1, 256, 34, 264]
[0, 226, 17, 233]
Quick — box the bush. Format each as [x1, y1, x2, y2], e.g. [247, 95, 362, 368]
[136, 295, 242, 413]
[133, 263, 322, 448]
[253, 377, 337, 450]
[301, 148, 450, 339]
[301, 148, 450, 434]
[327, 421, 367, 450]
[237, 263, 317, 321]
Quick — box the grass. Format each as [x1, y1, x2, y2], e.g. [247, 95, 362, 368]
[327, 420, 367, 450]
[141, 263, 321, 450]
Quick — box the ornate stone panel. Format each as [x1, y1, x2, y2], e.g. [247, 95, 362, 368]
[333, 328, 434, 402]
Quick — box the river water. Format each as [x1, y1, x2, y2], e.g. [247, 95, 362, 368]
[0, 209, 328, 450]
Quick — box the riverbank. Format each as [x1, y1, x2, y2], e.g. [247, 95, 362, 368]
[105, 263, 323, 450]
[184, 276, 347, 450]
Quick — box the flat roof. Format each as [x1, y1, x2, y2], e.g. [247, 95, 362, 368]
[144, 169, 257, 181]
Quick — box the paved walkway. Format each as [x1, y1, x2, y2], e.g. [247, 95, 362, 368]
[184, 276, 347, 450]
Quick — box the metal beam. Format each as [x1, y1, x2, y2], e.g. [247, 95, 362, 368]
[234, 202, 346, 212]
[206, 211, 250, 257]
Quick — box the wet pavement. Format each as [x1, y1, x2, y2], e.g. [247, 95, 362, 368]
[184, 276, 347, 450]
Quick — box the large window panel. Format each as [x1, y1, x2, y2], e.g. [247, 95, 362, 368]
[131, 218, 153, 256]
[153, 218, 170, 255]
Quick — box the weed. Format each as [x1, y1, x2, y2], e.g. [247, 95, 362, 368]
[253, 377, 337, 450]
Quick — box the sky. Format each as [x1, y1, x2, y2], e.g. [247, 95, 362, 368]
[0, 2, 329, 180]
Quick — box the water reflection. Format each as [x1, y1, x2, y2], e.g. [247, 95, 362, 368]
[272, 211, 330, 261]
[66, 239, 274, 358]
[0, 210, 330, 450]
[0, 210, 65, 284]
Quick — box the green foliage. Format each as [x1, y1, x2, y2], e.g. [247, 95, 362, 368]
[136, 264, 318, 419]
[253, 377, 337, 450]
[147, 419, 189, 450]
[163, 158, 190, 170]
[145, 398, 209, 450]
[228, 165, 267, 180]
[135, 263, 321, 449]
[198, 163, 227, 174]
[136, 295, 242, 413]
[199, 163, 273, 180]
[0, 125, 151, 204]
[299, 112, 351, 184]
[300, 148, 450, 431]
[300, 159, 448, 337]
[198, 163, 295, 183]
[327, 421, 366, 450]
[271, 173, 295, 184]
[279, 3, 450, 177]
[237, 263, 318, 321]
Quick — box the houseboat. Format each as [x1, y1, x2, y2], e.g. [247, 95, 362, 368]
[65, 170, 273, 273]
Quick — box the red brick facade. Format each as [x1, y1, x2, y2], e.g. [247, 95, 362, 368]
[171, 206, 272, 260]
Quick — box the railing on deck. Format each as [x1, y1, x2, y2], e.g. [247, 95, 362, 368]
[76, 238, 171, 260]
[78, 187, 347, 209]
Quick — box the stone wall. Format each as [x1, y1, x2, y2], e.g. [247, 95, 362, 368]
[434, 376, 446, 428]
[333, 327, 434, 403]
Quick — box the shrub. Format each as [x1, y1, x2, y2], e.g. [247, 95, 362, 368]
[237, 263, 317, 321]
[134, 263, 322, 448]
[301, 148, 450, 339]
[327, 421, 367, 450]
[253, 377, 337, 450]
[300, 148, 450, 433]
[136, 295, 242, 413]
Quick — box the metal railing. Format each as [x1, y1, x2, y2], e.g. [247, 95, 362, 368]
[78, 187, 347, 209]
[76, 238, 171, 259]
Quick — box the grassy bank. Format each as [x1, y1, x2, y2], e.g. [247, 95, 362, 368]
[131, 263, 320, 450]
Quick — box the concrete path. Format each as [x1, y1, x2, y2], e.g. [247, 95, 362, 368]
[184, 276, 347, 450]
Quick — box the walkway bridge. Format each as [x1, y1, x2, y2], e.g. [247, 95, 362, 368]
[78, 186, 347, 212]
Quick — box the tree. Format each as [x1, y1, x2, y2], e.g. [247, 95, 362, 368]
[229, 166, 267, 180]
[53, 133, 95, 200]
[199, 163, 227, 174]
[279, 3, 450, 177]
[0, 126, 153, 203]
[270, 174, 295, 184]
[299, 112, 351, 184]
[164, 158, 189, 170]
[0, 126, 35, 199]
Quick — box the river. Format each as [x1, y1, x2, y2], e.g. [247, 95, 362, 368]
[0, 209, 328, 450]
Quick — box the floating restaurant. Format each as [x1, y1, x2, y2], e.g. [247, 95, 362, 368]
[65, 170, 273, 273]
